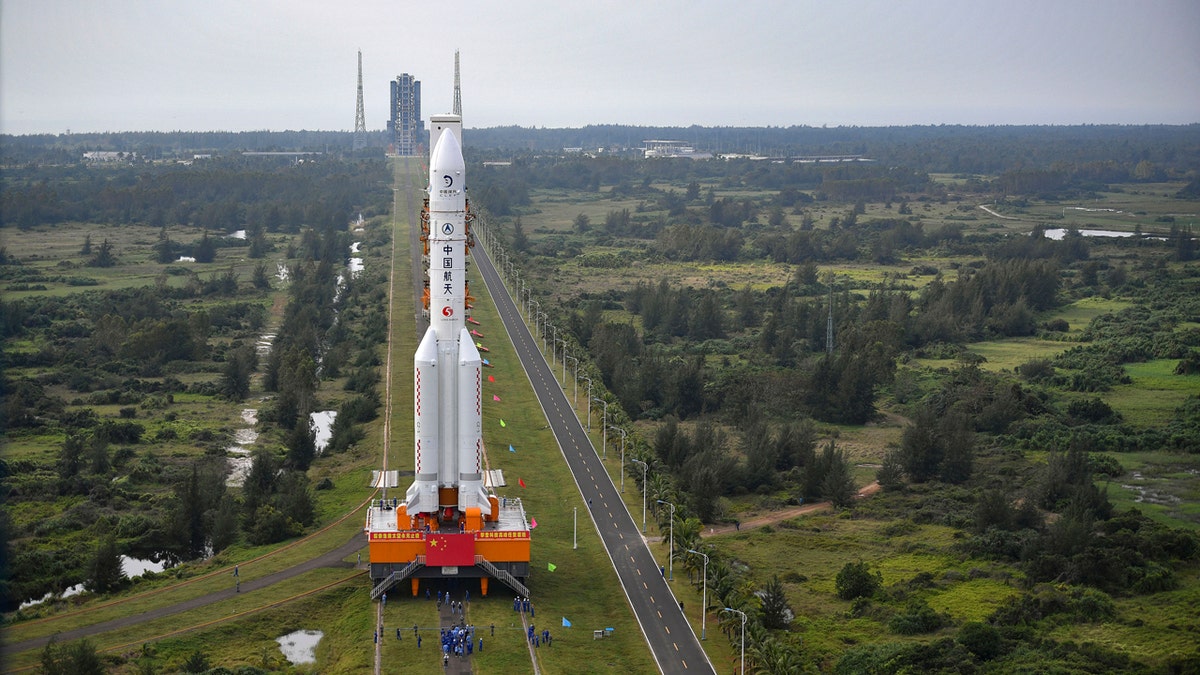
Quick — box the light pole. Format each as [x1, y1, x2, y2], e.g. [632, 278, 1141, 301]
[530, 300, 541, 334]
[657, 499, 675, 580]
[722, 607, 746, 675]
[581, 377, 593, 427]
[573, 507, 577, 550]
[630, 459, 648, 533]
[592, 398, 608, 459]
[565, 355, 579, 407]
[686, 549, 709, 640]
[556, 338, 567, 381]
[548, 324, 557, 368]
[609, 426, 627, 492]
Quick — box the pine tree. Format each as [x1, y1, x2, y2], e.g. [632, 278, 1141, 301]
[86, 535, 126, 593]
[759, 575, 792, 629]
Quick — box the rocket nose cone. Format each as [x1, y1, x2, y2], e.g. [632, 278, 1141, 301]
[431, 131, 465, 180]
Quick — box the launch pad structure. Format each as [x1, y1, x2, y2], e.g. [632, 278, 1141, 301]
[366, 115, 531, 600]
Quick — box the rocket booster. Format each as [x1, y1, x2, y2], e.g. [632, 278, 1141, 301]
[406, 121, 489, 518]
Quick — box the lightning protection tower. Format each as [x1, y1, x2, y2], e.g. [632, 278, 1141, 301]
[452, 49, 462, 118]
[354, 50, 367, 151]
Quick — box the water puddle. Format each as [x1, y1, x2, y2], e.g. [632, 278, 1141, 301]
[310, 410, 337, 454]
[226, 408, 259, 487]
[277, 629, 323, 665]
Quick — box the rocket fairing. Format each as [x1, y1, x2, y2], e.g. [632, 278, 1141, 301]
[406, 120, 489, 519]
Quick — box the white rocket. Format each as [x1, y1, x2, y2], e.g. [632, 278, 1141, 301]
[406, 118, 489, 520]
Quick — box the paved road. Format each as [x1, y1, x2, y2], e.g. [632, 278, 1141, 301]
[471, 233, 715, 675]
[3, 533, 365, 658]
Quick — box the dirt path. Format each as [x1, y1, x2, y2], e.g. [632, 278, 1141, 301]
[699, 481, 881, 539]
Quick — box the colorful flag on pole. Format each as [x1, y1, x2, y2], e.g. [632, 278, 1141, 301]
[547, 562, 557, 572]
[562, 617, 572, 627]
[499, 419, 506, 427]
[493, 395, 501, 401]
[508, 444, 516, 453]
[519, 478, 526, 488]
[530, 517, 538, 529]
[488, 375, 495, 382]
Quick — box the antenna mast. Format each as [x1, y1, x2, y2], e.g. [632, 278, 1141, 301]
[354, 50, 367, 150]
[452, 49, 462, 117]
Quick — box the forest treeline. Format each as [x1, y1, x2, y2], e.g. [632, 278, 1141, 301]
[5, 124, 1198, 175]
[0, 157, 392, 610]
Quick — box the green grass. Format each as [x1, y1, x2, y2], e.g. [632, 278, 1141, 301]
[967, 337, 1073, 371]
[1104, 359, 1199, 428]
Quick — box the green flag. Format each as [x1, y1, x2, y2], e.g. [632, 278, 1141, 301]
[500, 419, 507, 427]
[547, 562, 557, 572]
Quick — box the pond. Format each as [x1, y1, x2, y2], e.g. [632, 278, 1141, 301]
[277, 629, 323, 665]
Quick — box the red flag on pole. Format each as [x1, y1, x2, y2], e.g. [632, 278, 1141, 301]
[493, 395, 501, 402]
[487, 375, 495, 382]
[519, 478, 526, 488]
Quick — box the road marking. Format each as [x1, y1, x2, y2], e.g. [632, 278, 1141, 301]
[665, 626, 671, 635]
[657, 610, 662, 618]
[674, 642, 679, 651]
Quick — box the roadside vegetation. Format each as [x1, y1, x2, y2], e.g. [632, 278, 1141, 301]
[467, 126, 1200, 673]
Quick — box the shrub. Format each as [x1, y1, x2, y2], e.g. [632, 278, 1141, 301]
[836, 561, 882, 600]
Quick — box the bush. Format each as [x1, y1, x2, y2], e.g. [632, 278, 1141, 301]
[836, 561, 882, 600]
[888, 597, 949, 634]
[957, 621, 1002, 660]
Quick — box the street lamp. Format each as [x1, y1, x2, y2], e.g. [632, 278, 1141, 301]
[592, 398, 608, 459]
[630, 459, 648, 533]
[721, 607, 746, 675]
[608, 426, 627, 492]
[564, 355, 579, 405]
[581, 377, 593, 427]
[556, 338, 568, 382]
[686, 549, 709, 640]
[656, 499, 675, 580]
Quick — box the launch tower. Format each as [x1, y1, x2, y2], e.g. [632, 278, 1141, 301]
[366, 116, 530, 599]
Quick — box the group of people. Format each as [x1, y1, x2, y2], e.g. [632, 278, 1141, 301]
[526, 625, 552, 648]
[441, 623, 480, 661]
[512, 595, 535, 616]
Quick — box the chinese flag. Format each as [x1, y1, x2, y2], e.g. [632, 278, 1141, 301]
[425, 533, 475, 566]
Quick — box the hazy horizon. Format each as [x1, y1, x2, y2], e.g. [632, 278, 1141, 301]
[3, 0, 1198, 136]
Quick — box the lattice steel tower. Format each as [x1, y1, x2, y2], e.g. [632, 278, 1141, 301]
[452, 49, 462, 117]
[354, 50, 367, 151]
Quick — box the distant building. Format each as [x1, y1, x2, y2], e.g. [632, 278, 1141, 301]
[388, 74, 423, 156]
[642, 140, 711, 160]
[83, 151, 136, 163]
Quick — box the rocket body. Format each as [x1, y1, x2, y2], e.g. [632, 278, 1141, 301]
[407, 120, 488, 518]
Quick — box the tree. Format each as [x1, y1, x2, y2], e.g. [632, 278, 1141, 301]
[835, 561, 881, 600]
[194, 231, 216, 263]
[80, 234, 93, 256]
[511, 216, 528, 252]
[821, 452, 857, 507]
[153, 227, 175, 264]
[86, 535, 126, 594]
[210, 493, 240, 554]
[181, 649, 211, 673]
[573, 212, 590, 234]
[284, 418, 317, 471]
[88, 238, 116, 267]
[759, 575, 792, 629]
[876, 449, 905, 491]
[39, 638, 105, 675]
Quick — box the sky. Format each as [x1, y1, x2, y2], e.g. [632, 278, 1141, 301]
[2, 0, 1198, 135]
